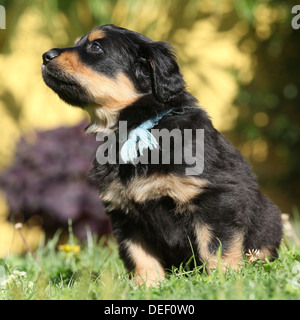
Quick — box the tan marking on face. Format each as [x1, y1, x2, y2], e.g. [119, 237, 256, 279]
[56, 51, 81, 74]
[54, 50, 142, 129]
[74, 37, 82, 45]
[88, 29, 106, 42]
[127, 174, 207, 207]
[81, 72, 141, 109]
[125, 239, 165, 287]
[57, 50, 140, 108]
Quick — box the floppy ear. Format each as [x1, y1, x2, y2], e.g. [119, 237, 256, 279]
[147, 42, 186, 103]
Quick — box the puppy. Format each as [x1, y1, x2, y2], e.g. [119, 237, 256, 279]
[42, 24, 282, 286]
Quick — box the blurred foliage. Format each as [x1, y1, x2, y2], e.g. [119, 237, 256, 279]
[0, 0, 299, 254]
[229, 0, 300, 211]
[0, 122, 111, 240]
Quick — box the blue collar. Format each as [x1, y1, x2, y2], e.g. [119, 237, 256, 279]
[120, 106, 192, 164]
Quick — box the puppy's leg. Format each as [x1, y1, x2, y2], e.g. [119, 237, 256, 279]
[194, 221, 244, 271]
[121, 239, 165, 287]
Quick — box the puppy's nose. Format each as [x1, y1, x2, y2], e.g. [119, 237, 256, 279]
[42, 49, 60, 65]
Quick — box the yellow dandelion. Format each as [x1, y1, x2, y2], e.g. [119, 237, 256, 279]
[58, 244, 81, 255]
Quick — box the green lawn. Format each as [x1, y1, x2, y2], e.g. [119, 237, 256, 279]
[0, 225, 300, 300]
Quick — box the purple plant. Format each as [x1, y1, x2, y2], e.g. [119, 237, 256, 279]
[0, 121, 111, 240]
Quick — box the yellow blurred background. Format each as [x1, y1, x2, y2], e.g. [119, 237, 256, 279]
[0, 0, 299, 256]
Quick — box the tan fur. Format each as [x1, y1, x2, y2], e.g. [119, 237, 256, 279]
[127, 174, 207, 209]
[194, 222, 218, 270]
[194, 221, 244, 271]
[125, 239, 165, 287]
[85, 106, 120, 132]
[57, 51, 140, 108]
[74, 36, 82, 45]
[99, 179, 138, 214]
[221, 233, 244, 269]
[259, 247, 274, 260]
[99, 174, 206, 215]
[55, 51, 142, 130]
[88, 29, 106, 42]
[79, 70, 141, 109]
[56, 51, 81, 74]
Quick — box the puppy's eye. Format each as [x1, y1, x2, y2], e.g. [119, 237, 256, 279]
[90, 42, 103, 52]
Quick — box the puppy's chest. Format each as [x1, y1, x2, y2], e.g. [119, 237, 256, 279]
[98, 168, 208, 215]
[99, 175, 138, 214]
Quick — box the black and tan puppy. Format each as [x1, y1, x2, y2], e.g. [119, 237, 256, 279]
[42, 24, 282, 286]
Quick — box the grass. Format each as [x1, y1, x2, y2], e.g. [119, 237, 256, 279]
[0, 221, 300, 300]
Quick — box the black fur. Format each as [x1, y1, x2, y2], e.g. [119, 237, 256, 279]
[42, 24, 283, 281]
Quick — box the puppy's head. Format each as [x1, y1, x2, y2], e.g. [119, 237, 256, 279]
[42, 24, 186, 129]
